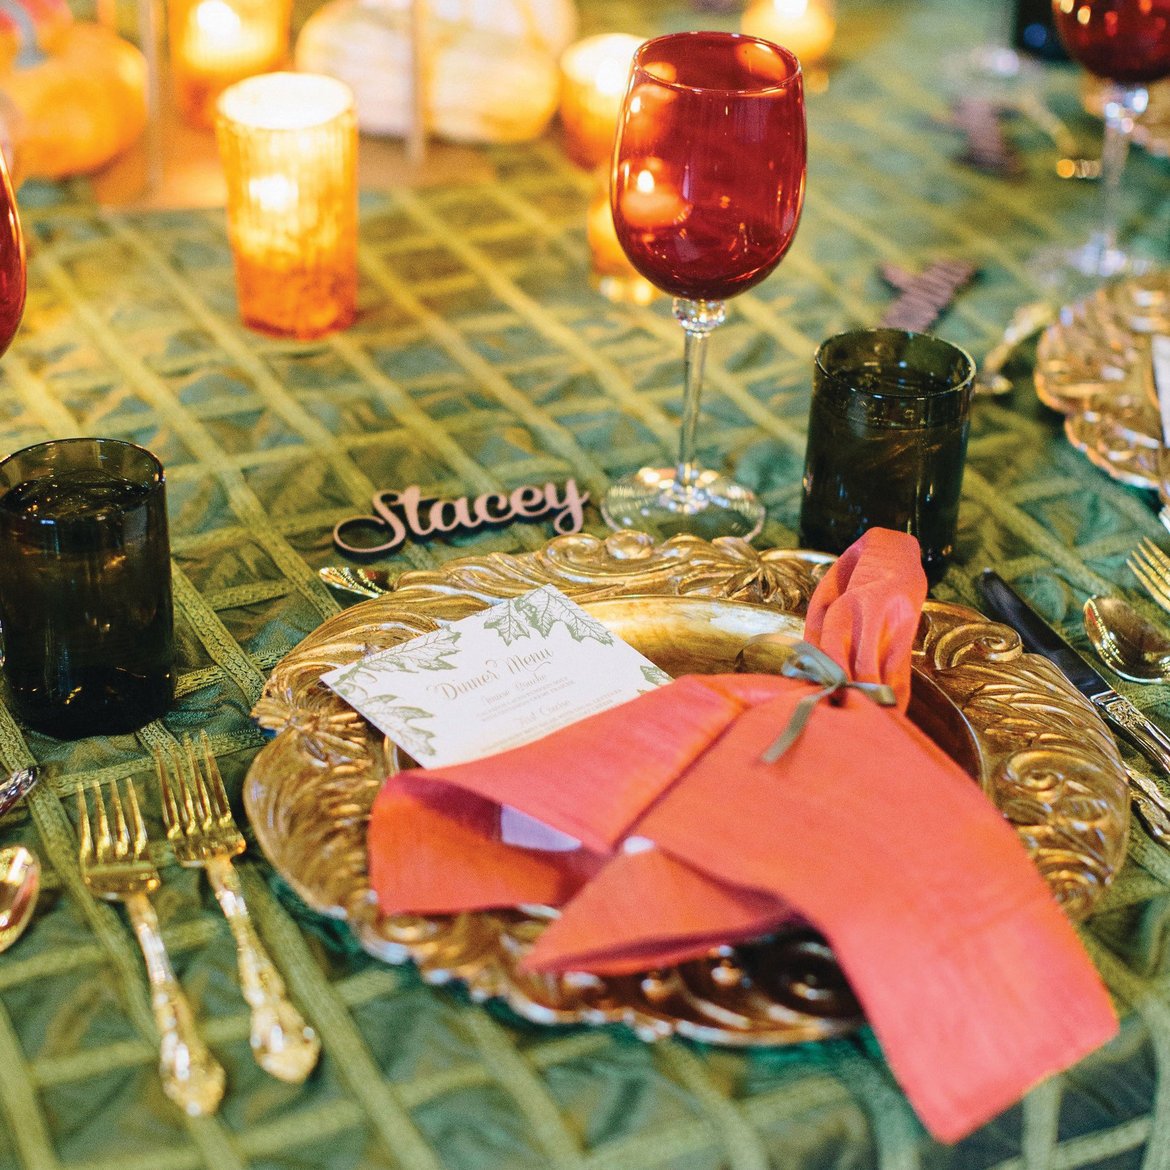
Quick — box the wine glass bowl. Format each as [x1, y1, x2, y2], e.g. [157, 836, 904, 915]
[603, 31, 806, 541]
[0, 147, 25, 360]
[1049, 0, 1170, 278]
[1052, 0, 1170, 83]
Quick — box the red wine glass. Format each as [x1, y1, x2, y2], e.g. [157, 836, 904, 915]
[1051, 0, 1170, 277]
[604, 31, 806, 540]
[0, 147, 24, 358]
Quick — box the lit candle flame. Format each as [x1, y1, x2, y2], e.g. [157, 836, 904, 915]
[194, 0, 242, 39]
[742, 0, 836, 65]
[247, 174, 298, 215]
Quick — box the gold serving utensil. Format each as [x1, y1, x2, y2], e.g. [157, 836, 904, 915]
[77, 779, 225, 1116]
[975, 300, 1056, 396]
[319, 565, 392, 599]
[1084, 594, 1170, 683]
[1127, 766, 1170, 844]
[1017, 97, 1101, 180]
[0, 845, 39, 953]
[156, 736, 319, 1084]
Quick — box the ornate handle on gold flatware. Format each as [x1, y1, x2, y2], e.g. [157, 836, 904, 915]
[124, 890, 226, 1117]
[1125, 766, 1170, 840]
[1133, 789, 1170, 844]
[1094, 692, 1170, 800]
[206, 857, 320, 1083]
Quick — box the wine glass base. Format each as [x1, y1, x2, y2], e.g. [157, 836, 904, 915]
[601, 467, 765, 542]
[1031, 239, 1156, 298]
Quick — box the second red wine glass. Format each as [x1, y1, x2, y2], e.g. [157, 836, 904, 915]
[604, 31, 806, 540]
[0, 146, 25, 359]
[1051, 0, 1170, 277]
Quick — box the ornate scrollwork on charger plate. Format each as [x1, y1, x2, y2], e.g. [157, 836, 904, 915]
[1034, 270, 1170, 489]
[246, 532, 1129, 1046]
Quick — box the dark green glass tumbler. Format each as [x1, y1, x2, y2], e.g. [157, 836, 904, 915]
[798, 329, 976, 584]
[0, 438, 174, 738]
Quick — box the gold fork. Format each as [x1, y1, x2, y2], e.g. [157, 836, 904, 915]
[77, 779, 225, 1117]
[1128, 539, 1170, 616]
[157, 735, 320, 1084]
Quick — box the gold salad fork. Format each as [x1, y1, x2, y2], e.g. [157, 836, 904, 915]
[77, 780, 225, 1117]
[157, 736, 320, 1083]
[1128, 539, 1170, 616]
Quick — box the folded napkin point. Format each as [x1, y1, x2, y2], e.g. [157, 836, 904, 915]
[367, 525, 1115, 1143]
[802, 527, 926, 713]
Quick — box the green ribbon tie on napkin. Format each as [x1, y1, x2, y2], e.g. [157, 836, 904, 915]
[736, 635, 898, 763]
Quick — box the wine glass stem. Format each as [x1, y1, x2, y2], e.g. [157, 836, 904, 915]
[673, 298, 727, 491]
[1095, 83, 1147, 266]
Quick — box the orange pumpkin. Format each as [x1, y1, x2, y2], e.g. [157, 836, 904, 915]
[1, 20, 148, 179]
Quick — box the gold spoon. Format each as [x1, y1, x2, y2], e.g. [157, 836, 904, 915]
[319, 566, 393, 600]
[1084, 595, 1170, 683]
[0, 845, 39, 953]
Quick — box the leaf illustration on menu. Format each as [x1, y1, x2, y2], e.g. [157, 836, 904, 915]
[372, 700, 438, 759]
[327, 659, 392, 704]
[483, 598, 533, 646]
[383, 627, 463, 672]
[641, 663, 670, 687]
[519, 586, 614, 644]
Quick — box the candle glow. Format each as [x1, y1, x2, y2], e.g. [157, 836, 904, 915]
[741, 0, 836, 65]
[586, 170, 656, 306]
[170, 0, 291, 127]
[616, 160, 689, 229]
[216, 73, 358, 340]
[559, 34, 643, 169]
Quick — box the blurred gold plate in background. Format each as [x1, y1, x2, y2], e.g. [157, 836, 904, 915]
[1035, 271, 1170, 489]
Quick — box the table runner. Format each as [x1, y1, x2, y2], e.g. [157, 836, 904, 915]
[0, 0, 1169, 1167]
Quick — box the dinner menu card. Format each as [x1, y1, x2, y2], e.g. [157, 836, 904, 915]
[323, 585, 670, 770]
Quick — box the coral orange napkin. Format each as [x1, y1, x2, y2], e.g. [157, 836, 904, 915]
[366, 528, 1118, 1142]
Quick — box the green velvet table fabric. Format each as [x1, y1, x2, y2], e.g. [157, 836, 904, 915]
[1, 0, 1170, 1167]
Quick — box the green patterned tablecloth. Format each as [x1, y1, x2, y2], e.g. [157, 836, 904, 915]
[2, 1, 1170, 1167]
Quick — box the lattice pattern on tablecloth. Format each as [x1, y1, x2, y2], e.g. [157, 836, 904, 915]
[0, 0, 1170, 1166]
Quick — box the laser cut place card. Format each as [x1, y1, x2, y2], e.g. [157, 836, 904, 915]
[322, 585, 670, 770]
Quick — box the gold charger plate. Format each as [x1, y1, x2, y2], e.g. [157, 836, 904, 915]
[1034, 271, 1170, 489]
[246, 532, 1129, 1046]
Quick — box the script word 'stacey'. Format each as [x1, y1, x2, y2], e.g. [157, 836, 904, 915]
[333, 480, 590, 555]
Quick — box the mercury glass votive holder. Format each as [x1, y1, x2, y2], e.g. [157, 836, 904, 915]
[216, 72, 358, 340]
[169, 0, 292, 127]
[559, 34, 642, 169]
[741, 0, 836, 66]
